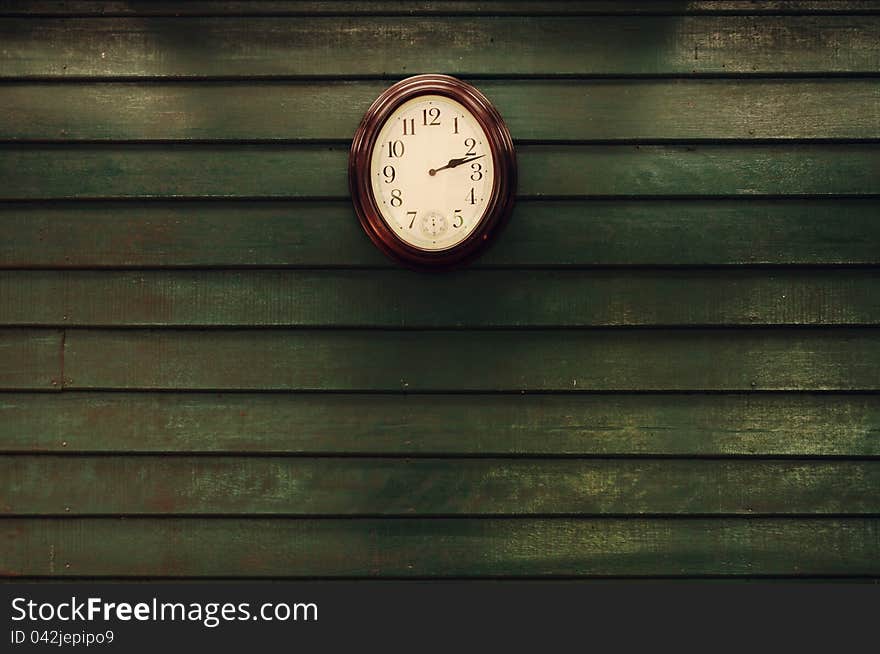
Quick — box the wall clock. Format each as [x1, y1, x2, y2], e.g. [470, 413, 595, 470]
[349, 74, 517, 270]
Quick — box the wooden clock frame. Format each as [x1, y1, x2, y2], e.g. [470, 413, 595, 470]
[348, 74, 517, 270]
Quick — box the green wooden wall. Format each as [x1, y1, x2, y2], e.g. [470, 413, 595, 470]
[1, 1, 879, 579]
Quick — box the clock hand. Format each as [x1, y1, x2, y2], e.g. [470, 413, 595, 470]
[428, 158, 465, 176]
[429, 154, 485, 176]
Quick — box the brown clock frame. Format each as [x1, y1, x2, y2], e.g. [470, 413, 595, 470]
[348, 74, 517, 270]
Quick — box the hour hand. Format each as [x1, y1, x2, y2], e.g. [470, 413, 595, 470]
[429, 154, 485, 176]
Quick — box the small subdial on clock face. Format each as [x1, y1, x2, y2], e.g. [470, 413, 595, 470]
[369, 94, 495, 252]
[421, 211, 448, 239]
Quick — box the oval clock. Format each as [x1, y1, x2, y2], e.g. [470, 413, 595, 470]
[349, 74, 517, 270]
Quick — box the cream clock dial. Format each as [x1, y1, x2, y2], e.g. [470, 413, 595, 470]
[349, 74, 516, 270]
[369, 94, 495, 251]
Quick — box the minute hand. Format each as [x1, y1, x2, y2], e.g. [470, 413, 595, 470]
[429, 154, 485, 176]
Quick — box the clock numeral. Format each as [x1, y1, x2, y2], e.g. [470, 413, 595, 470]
[382, 165, 396, 184]
[387, 140, 405, 158]
[453, 117, 459, 134]
[390, 189, 403, 207]
[453, 209, 463, 228]
[402, 118, 415, 136]
[464, 137, 477, 157]
[422, 107, 441, 126]
[470, 162, 483, 181]
[406, 211, 417, 228]
[466, 187, 476, 205]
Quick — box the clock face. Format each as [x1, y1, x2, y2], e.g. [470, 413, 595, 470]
[349, 74, 516, 270]
[368, 94, 495, 252]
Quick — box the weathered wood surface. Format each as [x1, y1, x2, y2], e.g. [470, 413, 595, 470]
[4, 457, 879, 516]
[3, 199, 878, 267]
[3, 145, 879, 199]
[4, 2, 878, 17]
[4, 80, 879, 141]
[60, 329, 880, 392]
[2, 2, 878, 583]
[4, 518, 878, 577]
[0, 330, 62, 390]
[2, 269, 879, 327]
[2, 16, 878, 78]
[1, 392, 878, 456]
[3, 392, 878, 457]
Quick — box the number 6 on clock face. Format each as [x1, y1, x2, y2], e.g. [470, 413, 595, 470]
[349, 75, 517, 270]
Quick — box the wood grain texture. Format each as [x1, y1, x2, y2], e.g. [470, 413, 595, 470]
[3, 199, 878, 268]
[4, 2, 878, 17]
[1, 16, 878, 78]
[1, 392, 878, 456]
[3, 144, 880, 199]
[2, 269, 879, 327]
[0, 330, 62, 390]
[4, 457, 879, 516]
[61, 329, 880, 391]
[3, 518, 878, 577]
[4, 80, 879, 141]
[3, 2, 879, 584]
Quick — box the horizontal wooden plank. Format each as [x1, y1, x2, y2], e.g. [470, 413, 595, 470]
[3, 518, 878, 576]
[1, 16, 878, 78]
[0, 330, 61, 390]
[4, 2, 878, 17]
[2, 199, 878, 267]
[4, 80, 879, 141]
[2, 144, 879, 200]
[61, 329, 880, 391]
[2, 392, 878, 456]
[2, 269, 879, 328]
[4, 457, 879, 516]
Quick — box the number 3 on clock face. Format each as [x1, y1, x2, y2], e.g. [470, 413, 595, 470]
[349, 75, 516, 270]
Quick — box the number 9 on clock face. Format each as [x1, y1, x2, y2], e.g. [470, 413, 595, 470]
[369, 94, 496, 251]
